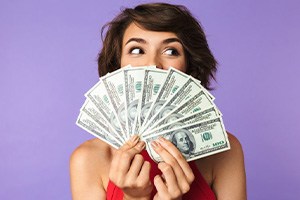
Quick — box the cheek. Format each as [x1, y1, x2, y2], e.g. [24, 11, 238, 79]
[120, 55, 145, 68]
[163, 59, 187, 72]
[175, 62, 187, 73]
[120, 55, 127, 68]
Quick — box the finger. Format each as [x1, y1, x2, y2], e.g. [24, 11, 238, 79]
[154, 175, 168, 199]
[157, 162, 181, 196]
[110, 140, 146, 186]
[118, 141, 146, 172]
[139, 161, 151, 183]
[155, 137, 194, 183]
[127, 154, 144, 178]
[151, 140, 185, 178]
[119, 134, 140, 151]
[151, 140, 193, 193]
[137, 160, 151, 185]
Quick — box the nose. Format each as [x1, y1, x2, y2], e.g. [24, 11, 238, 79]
[146, 54, 163, 69]
[183, 138, 188, 144]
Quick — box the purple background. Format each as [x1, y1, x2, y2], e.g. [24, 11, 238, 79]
[1, 0, 299, 199]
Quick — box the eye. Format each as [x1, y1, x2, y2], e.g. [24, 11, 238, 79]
[129, 47, 144, 55]
[163, 48, 179, 56]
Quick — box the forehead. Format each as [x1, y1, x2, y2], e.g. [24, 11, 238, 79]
[175, 132, 187, 138]
[122, 23, 179, 44]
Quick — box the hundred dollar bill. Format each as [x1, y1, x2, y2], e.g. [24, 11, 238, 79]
[85, 79, 125, 143]
[144, 117, 230, 162]
[144, 89, 217, 135]
[80, 99, 123, 145]
[142, 106, 220, 138]
[76, 112, 121, 149]
[141, 77, 210, 133]
[138, 68, 167, 132]
[124, 67, 146, 136]
[190, 76, 215, 101]
[102, 68, 128, 140]
[140, 67, 190, 132]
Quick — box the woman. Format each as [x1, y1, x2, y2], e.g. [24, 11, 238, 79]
[70, 3, 246, 200]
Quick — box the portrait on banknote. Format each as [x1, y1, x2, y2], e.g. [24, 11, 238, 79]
[170, 129, 195, 159]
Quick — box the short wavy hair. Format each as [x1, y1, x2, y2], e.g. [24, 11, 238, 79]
[98, 3, 217, 90]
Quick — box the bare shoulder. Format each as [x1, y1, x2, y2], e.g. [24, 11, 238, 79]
[70, 139, 114, 199]
[195, 132, 246, 199]
[213, 132, 244, 165]
[70, 138, 114, 182]
[211, 132, 246, 199]
[70, 138, 113, 167]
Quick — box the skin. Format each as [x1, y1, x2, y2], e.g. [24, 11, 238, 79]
[120, 23, 186, 71]
[70, 23, 247, 200]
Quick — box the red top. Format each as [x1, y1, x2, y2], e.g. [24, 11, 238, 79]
[106, 150, 216, 200]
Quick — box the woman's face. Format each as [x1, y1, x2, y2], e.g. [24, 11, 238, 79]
[120, 23, 186, 72]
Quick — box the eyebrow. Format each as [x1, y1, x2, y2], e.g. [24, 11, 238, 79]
[125, 37, 182, 45]
[162, 38, 182, 45]
[125, 38, 146, 45]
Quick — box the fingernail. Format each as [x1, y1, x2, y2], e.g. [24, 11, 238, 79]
[151, 141, 159, 149]
[137, 141, 145, 149]
[131, 135, 139, 142]
[158, 137, 166, 143]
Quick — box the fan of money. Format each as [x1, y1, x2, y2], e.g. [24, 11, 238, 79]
[76, 66, 230, 162]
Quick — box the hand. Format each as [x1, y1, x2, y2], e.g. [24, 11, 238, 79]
[151, 137, 195, 200]
[109, 135, 153, 200]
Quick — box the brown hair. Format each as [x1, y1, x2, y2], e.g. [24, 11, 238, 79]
[98, 3, 217, 90]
